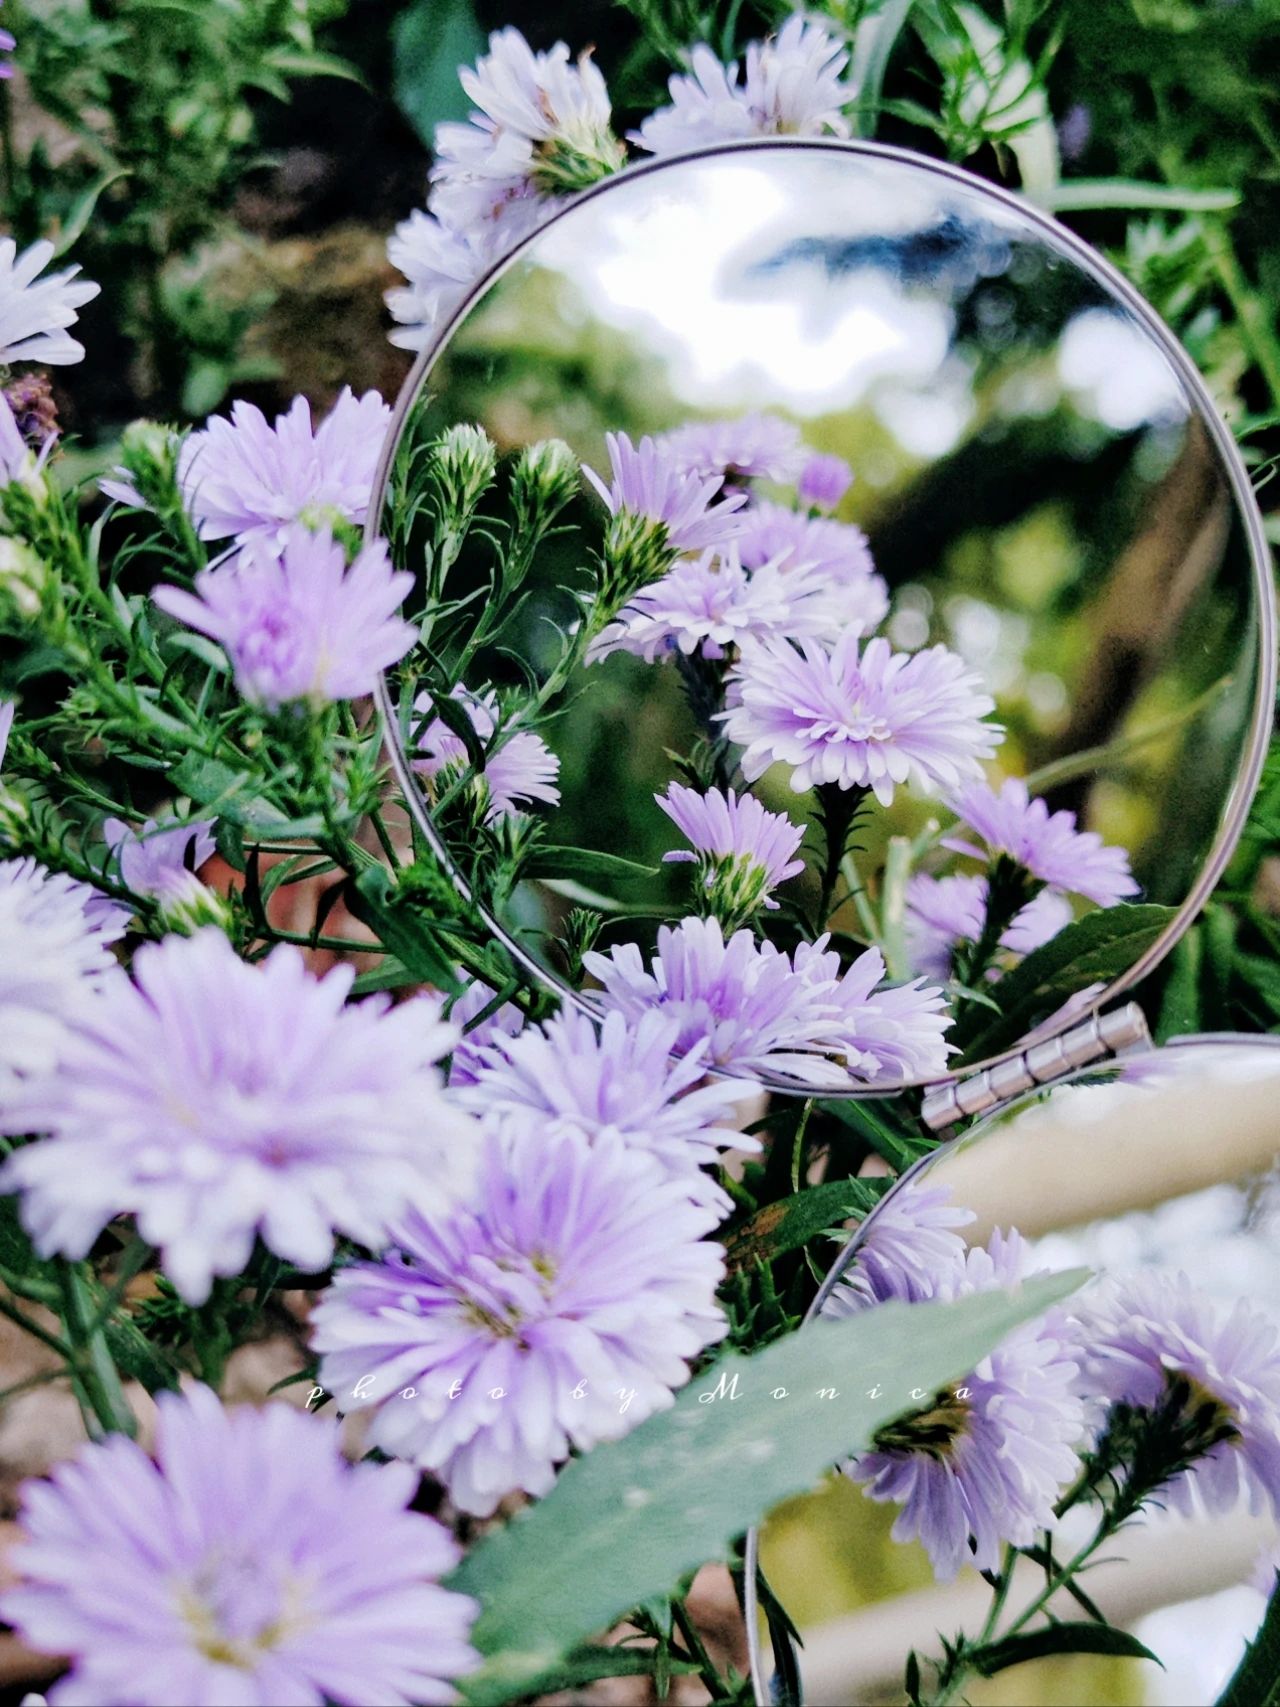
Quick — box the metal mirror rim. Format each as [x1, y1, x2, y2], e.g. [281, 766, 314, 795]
[741, 1028, 1280, 1704]
[364, 135, 1277, 1098]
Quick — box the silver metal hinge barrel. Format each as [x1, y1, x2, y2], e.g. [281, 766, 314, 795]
[920, 1002, 1152, 1132]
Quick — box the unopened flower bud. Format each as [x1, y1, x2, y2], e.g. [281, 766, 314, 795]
[432, 424, 497, 517]
[0, 537, 50, 620]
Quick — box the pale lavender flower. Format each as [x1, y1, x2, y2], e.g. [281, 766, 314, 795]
[0, 392, 52, 489]
[0, 238, 99, 366]
[312, 1122, 726, 1517]
[0, 1383, 478, 1707]
[1077, 1269, 1280, 1520]
[103, 816, 215, 900]
[944, 777, 1139, 906]
[721, 632, 1001, 803]
[833, 1179, 973, 1305]
[583, 431, 748, 556]
[657, 781, 805, 911]
[432, 28, 622, 241]
[829, 1226, 1086, 1579]
[797, 451, 854, 510]
[736, 500, 878, 587]
[0, 928, 478, 1303]
[178, 388, 391, 550]
[0, 6, 13, 79]
[460, 1005, 752, 1199]
[585, 914, 950, 1088]
[635, 16, 855, 154]
[446, 976, 525, 1088]
[385, 210, 500, 353]
[0, 858, 125, 1097]
[587, 549, 869, 664]
[658, 413, 805, 485]
[154, 525, 415, 709]
[905, 872, 1073, 980]
[411, 687, 560, 821]
[793, 937, 953, 1081]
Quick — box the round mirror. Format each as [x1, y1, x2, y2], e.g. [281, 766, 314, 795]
[746, 1036, 1280, 1706]
[370, 140, 1274, 1094]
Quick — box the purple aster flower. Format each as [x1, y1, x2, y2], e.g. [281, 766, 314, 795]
[905, 872, 1073, 980]
[0, 1383, 478, 1706]
[736, 500, 879, 588]
[0, 9, 13, 80]
[587, 548, 869, 664]
[833, 1179, 974, 1305]
[154, 525, 415, 709]
[1076, 1270, 1280, 1521]
[102, 815, 224, 933]
[793, 937, 953, 1081]
[797, 451, 854, 511]
[411, 687, 560, 821]
[658, 414, 805, 485]
[0, 928, 479, 1302]
[103, 815, 216, 899]
[459, 1005, 752, 1203]
[432, 28, 623, 242]
[385, 210, 499, 353]
[721, 632, 1001, 803]
[584, 914, 950, 1088]
[828, 1226, 1086, 1580]
[657, 781, 805, 912]
[446, 976, 526, 1088]
[635, 17, 854, 154]
[312, 1122, 726, 1517]
[0, 237, 99, 366]
[0, 857, 125, 1097]
[583, 431, 748, 557]
[178, 388, 391, 551]
[944, 776, 1139, 906]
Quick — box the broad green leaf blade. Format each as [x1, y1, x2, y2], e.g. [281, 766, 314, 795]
[1043, 179, 1239, 213]
[449, 1272, 1086, 1704]
[725, 1178, 889, 1271]
[973, 1622, 1160, 1677]
[953, 903, 1175, 1059]
[523, 846, 659, 885]
[348, 867, 462, 994]
[1217, 1575, 1280, 1707]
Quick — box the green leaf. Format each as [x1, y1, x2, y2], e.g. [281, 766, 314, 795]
[461, 1643, 696, 1704]
[0, 1195, 38, 1280]
[523, 846, 658, 886]
[725, 1178, 889, 1271]
[953, 904, 1176, 1060]
[820, 1098, 937, 1172]
[972, 1622, 1161, 1677]
[348, 867, 461, 994]
[1217, 1573, 1280, 1707]
[448, 1272, 1086, 1704]
[391, 0, 486, 150]
[169, 756, 325, 838]
[102, 1313, 181, 1395]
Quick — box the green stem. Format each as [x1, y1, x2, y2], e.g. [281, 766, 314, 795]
[56, 1261, 137, 1438]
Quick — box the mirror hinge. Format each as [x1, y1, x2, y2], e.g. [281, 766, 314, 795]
[920, 1002, 1152, 1133]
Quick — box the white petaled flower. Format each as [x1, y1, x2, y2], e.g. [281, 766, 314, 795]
[584, 431, 748, 558]
[0, 858, 125, 1099]
[721, 631, 1002, 802]
[0, 929, 480, 1303]
[432, 28, 623, 241]
[0, 238, 99, 366]
[635, 16, 855, 155]
[385, 210, 500, 353]
[736, 500, 879, 588]
[311, 1122, 727, 1517]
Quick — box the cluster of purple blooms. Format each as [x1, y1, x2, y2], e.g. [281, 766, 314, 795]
[0, 18, 1159, 1706]
[825, 1181, 1280, 1581]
